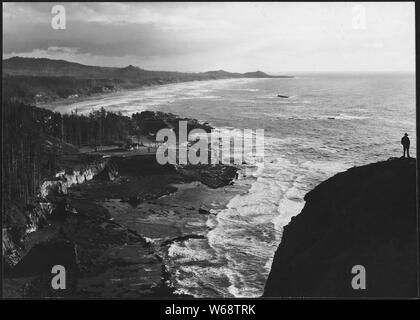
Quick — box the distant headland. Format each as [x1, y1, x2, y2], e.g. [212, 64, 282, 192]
[2, 56, 293, 104]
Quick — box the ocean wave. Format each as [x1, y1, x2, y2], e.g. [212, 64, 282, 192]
[272, 113, 369, 121]
[231, 88, 260, 92]
[321, 114, 369, 120]
[65, 74, 414, 298]
[203, 150, 308, 297]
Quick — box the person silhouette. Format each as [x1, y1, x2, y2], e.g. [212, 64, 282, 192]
[401, 133, 410, 158]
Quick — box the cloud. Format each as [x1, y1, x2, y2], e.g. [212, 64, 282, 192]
[2, 2, 415, 72]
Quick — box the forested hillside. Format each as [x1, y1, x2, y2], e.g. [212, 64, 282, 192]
[2, 101, 132, 203]
[3, 57, 289, 104]
[2, 98, 212, 205]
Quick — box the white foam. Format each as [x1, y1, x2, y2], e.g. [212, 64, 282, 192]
[59, 76, 374, 298]
[52, 78, 268, 115]
[168, 240, 214, 263]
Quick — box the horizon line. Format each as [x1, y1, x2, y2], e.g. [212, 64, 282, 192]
[2, 55, 415, 75]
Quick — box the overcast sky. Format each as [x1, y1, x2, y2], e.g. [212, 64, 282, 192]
[2, 2, 415, 73]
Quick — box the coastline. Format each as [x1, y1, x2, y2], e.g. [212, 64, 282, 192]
[3, 146, 241, 297]
[4, 71, 415, 298]
[35, 77, 272, 113]
[2, 2, 416, 302]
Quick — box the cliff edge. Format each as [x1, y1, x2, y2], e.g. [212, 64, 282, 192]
[264, 157, 417, 298]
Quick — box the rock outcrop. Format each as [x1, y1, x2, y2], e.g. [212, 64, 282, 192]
[264, 158, 417, 298]
[2, 157, 118, 271]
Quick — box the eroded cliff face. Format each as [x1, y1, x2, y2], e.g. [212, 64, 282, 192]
[2, 156, 168, 298]
[40, 162, 108, 198]
[2, 158, 116, 270]
[264, 158, 417, 298]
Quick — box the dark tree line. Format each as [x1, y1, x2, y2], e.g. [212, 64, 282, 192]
[60, 108, 134, 146]
[2, 100, 141, 204]
[3, 101, 51, 203]
[2, 98, 210, 205]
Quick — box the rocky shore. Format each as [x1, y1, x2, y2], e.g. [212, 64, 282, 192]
[4, 126, 416, 298]
[3, 143, 238, 298]
[264, 157, 417, 298]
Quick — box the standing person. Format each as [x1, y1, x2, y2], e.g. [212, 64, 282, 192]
[401, 133, 410, 158]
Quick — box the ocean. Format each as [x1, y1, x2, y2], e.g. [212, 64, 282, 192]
[52, 73, 416, 297]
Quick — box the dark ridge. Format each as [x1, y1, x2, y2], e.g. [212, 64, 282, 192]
[2, 57, 293, 104]
[2, 56, 288, 79]
[264, 157, 417, 298]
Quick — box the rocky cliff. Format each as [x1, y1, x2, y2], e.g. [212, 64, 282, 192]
[2, 156, 116, 270]
[264, 158, 417, 298]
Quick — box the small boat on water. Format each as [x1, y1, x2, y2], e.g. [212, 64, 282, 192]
[277, 94, 289, 98]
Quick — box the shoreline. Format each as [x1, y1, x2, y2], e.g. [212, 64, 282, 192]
[3, 149, 241, 298]
[36, 77, 273, 113]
